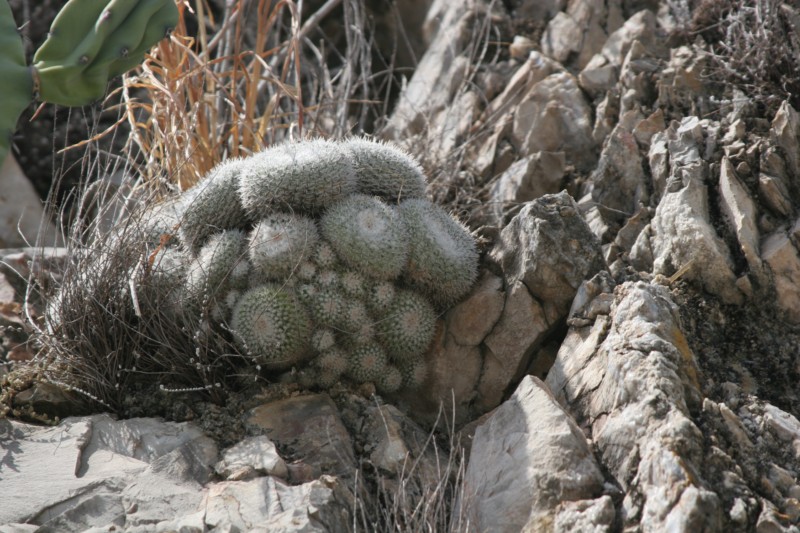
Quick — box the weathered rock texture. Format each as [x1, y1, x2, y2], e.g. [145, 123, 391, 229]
[3, 0, 800, 531]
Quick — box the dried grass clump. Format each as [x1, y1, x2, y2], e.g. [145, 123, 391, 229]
[23, 186, 259, 411]
[352, 407, 472, 533]
[122, 0, 395, 192]
[674, 0, 800, 114]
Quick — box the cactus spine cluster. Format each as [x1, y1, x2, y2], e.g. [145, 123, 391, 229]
[100, 137, 479, 394]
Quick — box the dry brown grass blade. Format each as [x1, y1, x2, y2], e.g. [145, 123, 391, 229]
[122, 0, 310, 192]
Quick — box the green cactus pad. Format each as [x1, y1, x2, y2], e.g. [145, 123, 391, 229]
[343, 138, 427, 203]
[230, 284, 313, 369]
[32, 0, 178, 106]
[238, 139, 358, 217]
[320, 195, 409, 280]
[248, 213, 319, 281]
[376, 289, 437, 362]
[33, 0, 178, 106]
[179, 159, 249, 252]
[185, 229, 249, 308]
[0, 1, 33, 165]
[400, 199, 479, 307]
[347, 343, 389, 383]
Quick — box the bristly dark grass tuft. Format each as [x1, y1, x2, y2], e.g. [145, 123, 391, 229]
[352, 401, 473, 533]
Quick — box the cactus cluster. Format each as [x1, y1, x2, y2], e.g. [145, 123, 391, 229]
[125, 138, 479, 393]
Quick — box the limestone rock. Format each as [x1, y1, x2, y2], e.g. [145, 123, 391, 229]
[648, 118, 744, 304]
[246, 393, 357, 481]
[510, 72, 596, 170]
[215, 435, 289, 481]
[445, 270, 504, 346]
[770, 100, 800, 182]
[463, 376, 607, 532]
[0, 155, 58, 248]
[589, 115, 649, 233]
[478, 281, 549, 412]
[203, 475, 353, 532]
[600, 10, 658, 66]
[489, 151, 565, 225]
[547, 282, 721, 531]
[719, 157, 762, 277]
[490, 191, 606, 314]
[0, 415, 217, 529]
[761, 226, 800, 324]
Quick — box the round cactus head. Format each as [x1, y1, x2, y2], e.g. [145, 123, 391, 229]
[248, 213, 319, 281]
[400, 199, 479, 307]
[321, 195, 409, 280]
[178, 158, 249, 252]
[347, 343, 389, 384]
[376, 289, 438, 362]
[343, 138, 428, 203]
[238, 139, 358, 217]
[230, 284, 313, 369]
[184, 229, 250, 309]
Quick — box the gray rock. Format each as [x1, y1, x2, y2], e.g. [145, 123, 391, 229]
[589, 113, 649, 230]
[445, 270, 504, 346]
[541, 11, 583, 63]
[0, 414, 217, 529]
[490, 191, 606, 314]
[770, 100, 800, 182]
[759, 173, 792, 217]
[215, 435, 289, 481]
[203, 475, 353, 533]
[648, 118, 744, 304]
[719, 157, 763, 277]
[554, 496, 616, 533]
[489, 151, 565, 225]
[478, 280, 549, 412]
[760, 226, 800, 324]
[600, 10, 658, 66]
[246, 393, 357, 481]
[0, 155, 58, 248]
[579, 54, 618, 97]
[547, 281, 721, 531]
[361, 403, 446, 488]
[510, 72, 596, 170]
[463, 376, 607, 532]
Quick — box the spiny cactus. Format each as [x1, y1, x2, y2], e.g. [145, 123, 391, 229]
[50, 137, 480, 401]
[184, 229, 249, 310]
[248, 213, 318, 281]
[320, 194, 409, 280]
[239, 139, 358, 217]
[179, 159, 249, 252]
[343, 138, 427, 202]
[347, 343, 389, 383]
[376, 289, 438, 362]
[230, 284, 312, 369]
[400, 198, 479, 307]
